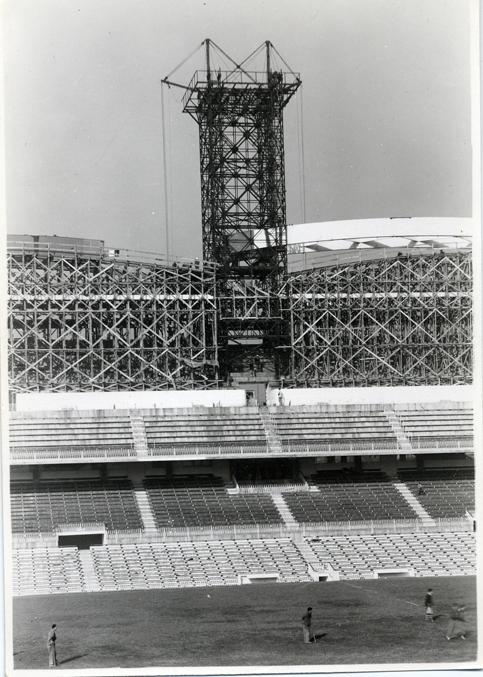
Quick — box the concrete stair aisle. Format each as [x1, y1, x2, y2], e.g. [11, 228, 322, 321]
[129, 410, 149, 455]
[394, 481, 436, 526]
[133, 486, 158, 530]
[384, 407, 412, 452]
[271, 494, 298, 526]
[78, 549, 101, 592]
[258, 406, 284, 453]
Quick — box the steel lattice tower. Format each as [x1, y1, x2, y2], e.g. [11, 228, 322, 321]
[165, 40, 300, 281]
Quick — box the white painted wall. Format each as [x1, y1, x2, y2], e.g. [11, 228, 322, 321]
[16, 389, 247, 412]
[266, 385, 473, 407]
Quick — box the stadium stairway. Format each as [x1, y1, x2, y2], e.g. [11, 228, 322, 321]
[258, 407, 283, 453]
[394, 482, 436, 527]
[133, 485, 158, 530]
[270, 494, 298, 526]
[78, 549, 101, 592]
[129, 410, 149, 455]
[383, 408, 412, 452]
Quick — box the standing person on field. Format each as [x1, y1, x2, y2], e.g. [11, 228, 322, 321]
[424, 589, 434, 622]
[302, 607, 316, 643]
[447, 605, 467, 640]
[47, 624, 58, 667]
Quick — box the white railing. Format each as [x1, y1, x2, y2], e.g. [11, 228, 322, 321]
[10, 446, 137, 461]
[103, 517, 472, 543]
[11, 516, 473, 549]
[406, 437, 473, 450]
[148, 443, 269, 456]
[55, 523, 106, 533]
[237, 482, 308, 494]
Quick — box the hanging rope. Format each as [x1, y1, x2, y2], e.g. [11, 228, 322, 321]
[298, 84, 307, 224]
[161, 82, 170, 260]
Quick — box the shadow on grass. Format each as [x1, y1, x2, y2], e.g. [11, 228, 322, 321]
[313, 633, 327, 641]
[58, 655, 87, 665]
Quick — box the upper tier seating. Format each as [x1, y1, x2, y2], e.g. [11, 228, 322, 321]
[12, 547, 84, 595]
[284, 471, 417, 522]
[144, 475, 283, 527]
[10, 479, 143, 532]
[9, 412, 134, 453]
[398, 468, 475, 518]
[396, 407, 473, 440]
[271, 408, 396, 447]
[144, 409, 267, 448]
[90, 538, 311, 591]
[305, 531, 476, 579]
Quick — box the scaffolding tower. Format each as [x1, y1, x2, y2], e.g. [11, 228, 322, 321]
[168, 40, 300, 280]
[163, 40, 300, 380]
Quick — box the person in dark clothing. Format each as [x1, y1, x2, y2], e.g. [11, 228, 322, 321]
[424, 589, 434, 622]
[447, 605, 467, 640]
[47, 624, 58, 667]
[302, 607, 316, 643]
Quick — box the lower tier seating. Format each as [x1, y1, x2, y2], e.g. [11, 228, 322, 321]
[12, 531, 476, 595]
[90, 538, 311, 590]
[305, 531, 476, 579]
[12, 547, 84, 595]
[144, 475, 283, 527]
[285, 471, 418, 522]
[397, 469, 475, 518]
[10, 479, 143, 532]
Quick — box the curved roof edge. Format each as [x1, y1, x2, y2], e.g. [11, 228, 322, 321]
[288, 217, 474, 244]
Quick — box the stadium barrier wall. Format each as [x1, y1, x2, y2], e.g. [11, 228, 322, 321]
[11, 517, 472, 549]
[15, 390, 247, 412]
[9, 437, 473, 463]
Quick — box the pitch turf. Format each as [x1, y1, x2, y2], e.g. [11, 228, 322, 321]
[12, 575, 476, 670]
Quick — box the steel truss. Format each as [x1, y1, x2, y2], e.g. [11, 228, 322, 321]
[217, 277, 285, 377]
[8, 243, 219, 393]
[280, 250, 472, 387]
[177, 41, 300, 280]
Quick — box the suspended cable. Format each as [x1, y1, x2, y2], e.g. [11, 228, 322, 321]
[210, 40, 258, 84]
[298, 84, 307, 223]
[167, 90, 174, 256]
[164, 41, 204, 80]
[270, 44, 298, 77]
[237, 42, 266, 70]
[160, 83, 170, 260]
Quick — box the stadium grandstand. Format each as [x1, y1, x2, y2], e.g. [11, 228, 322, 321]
[7, 40, 475, 599]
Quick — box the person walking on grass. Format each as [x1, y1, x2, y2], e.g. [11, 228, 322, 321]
[447, 605, 467, 640]
[302, 607, 316, 643]
[47, 624, 58, 667]
[424, 589, 434, 622]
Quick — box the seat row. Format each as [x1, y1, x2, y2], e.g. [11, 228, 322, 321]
[306, 531, 476, 579]
[11, 480, 143, 532]
[11, 531, 476, 595]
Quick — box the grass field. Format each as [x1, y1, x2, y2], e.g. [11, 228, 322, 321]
[12, 575, 477, 670]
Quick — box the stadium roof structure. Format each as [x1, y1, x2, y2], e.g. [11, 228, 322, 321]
[287, 217, 473, 272]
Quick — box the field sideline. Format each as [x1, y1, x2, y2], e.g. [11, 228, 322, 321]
[12, 575, 477, 670]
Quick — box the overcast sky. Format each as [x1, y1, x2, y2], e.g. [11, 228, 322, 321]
[4, 0, 474, 260]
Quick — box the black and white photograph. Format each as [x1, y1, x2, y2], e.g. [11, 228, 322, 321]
[2, 0, 481, 673]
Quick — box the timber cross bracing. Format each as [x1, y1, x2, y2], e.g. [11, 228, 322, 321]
[7, 245, 472, 392]
[8, 245, 219, 393]
[280, 251, 472, 388]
